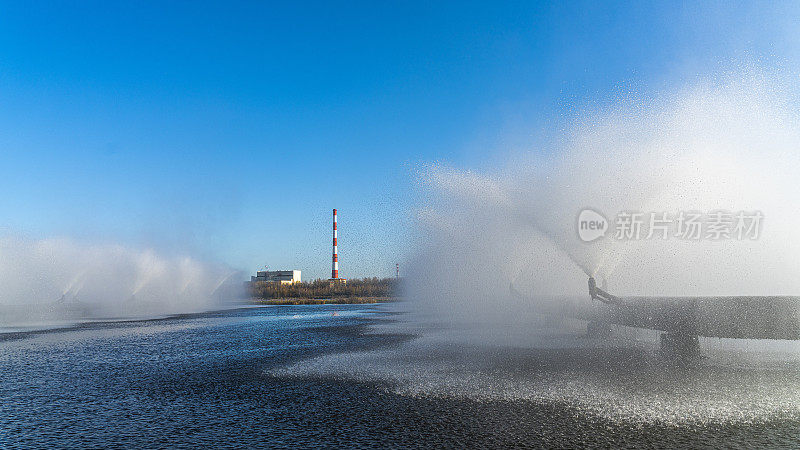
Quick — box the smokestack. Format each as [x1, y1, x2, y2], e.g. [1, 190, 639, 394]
[331, 209, 338, 279]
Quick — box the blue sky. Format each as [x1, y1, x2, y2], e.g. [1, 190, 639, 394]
[1, 1, 798, 280]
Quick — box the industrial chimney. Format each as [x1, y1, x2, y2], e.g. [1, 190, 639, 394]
[331, 209, 339, 279]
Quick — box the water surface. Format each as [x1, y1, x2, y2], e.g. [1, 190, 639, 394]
[2, 304, 798, 447]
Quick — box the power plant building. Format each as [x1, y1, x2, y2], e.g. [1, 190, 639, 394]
[251, 270, 301, 284]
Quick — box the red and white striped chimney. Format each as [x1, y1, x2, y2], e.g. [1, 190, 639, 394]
[331, 209, 339, 279]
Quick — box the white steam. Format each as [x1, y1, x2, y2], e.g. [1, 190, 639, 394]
[0, 235, 241, 328]
[407, 70, 800, 323]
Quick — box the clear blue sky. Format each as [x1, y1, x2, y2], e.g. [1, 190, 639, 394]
[1, 1, 798, 280]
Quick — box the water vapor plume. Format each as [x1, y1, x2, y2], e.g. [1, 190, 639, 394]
[406, 68, 800, 326]
[0, 235, 243, 329]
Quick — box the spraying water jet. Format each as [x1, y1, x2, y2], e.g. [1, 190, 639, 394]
[408, 69, 800, 360]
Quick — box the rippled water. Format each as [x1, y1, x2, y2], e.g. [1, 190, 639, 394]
[2, 304, 799, 447]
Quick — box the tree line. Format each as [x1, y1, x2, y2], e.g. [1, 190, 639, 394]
[250, 277, 400, 300]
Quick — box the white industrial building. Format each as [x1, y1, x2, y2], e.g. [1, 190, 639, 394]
[250, 270, 301, 284]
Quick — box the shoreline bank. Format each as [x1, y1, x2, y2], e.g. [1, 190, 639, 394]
[250, 297, 397, 305]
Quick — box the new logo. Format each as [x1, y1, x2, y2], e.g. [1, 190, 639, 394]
[577, 209, 608, 242]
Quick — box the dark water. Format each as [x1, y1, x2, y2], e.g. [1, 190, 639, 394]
[1, 304, 799, 448]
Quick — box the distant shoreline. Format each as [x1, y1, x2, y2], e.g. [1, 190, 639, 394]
[250, 297, 398, 306]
